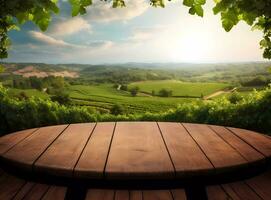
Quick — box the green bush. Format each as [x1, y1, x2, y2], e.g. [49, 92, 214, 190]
[1, 84, 271, 135]
[110, 104, 124, 115]
[159, 89, 173, 97]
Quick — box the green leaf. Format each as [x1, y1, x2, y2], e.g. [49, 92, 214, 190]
[222, 18, 234, 32]
[195, 0, 206, 5]
[183, 0, 194, 7]
[71, 5, 81, 16]
[189, 7, 196, 15]
[194, 5, 203, 17]
[81, 0, 92, 7]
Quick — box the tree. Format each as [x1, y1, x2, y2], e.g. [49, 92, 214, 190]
[158, 88, 173, 97]
[110, 104, 124, 115]
[130, 87, 139, 97]
[51, 92, 71, 105]
[1, 0, 271, 59]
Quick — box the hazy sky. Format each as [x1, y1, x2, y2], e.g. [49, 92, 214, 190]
[5, 0, 265, 64]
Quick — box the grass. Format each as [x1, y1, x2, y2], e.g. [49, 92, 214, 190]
[128, 80, 231, 97]
[6, 82, 231, 114]
[7, 88, 49, 99]
[67, 84, 196, 113]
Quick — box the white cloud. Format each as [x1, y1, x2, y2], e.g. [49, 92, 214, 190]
[84, 0, 148, 22]
[29, 31, 80, 48]
[49, 17, 92, 36]
[128, 26, 168, 42]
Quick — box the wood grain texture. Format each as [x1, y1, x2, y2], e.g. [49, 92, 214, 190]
[13, 182, 35, 200]
[206, 186, 232, 200]
[42, 186, 67, 200]
[35, 123, 95, 177]
[171, 189, 187, 200]
[0, 173, 25, 200]
[115, 190, 129, 200]
[74, 122, 115, 179]
[105, 122, 174, 179]
[143, 190, 173, 200]
[158, 122, 213, 176]
[130, 191, 143, 200]
[183, 123, 247, 171]
[211, 126, 264, 163]
[221, 184, 241, 200]
[0, 128, 37, 155]
[21, 183, 49, 200]
[229, 127, 271, 157]
[85, 189, 114, 200]
[246, 170, 271, 200]
[3, 125, 68, 171]
[229, 182, 262, 200]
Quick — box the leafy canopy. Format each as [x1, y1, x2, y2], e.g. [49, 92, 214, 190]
[1, 0, 271, 59]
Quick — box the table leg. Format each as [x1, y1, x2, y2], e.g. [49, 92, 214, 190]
[185, 185, 208, 200]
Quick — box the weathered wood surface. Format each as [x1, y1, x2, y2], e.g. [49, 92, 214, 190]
[75, 122, 115, 179]
[105, 122, 174, 179]
[3, 125, 68, 171]
[0, 122, 270, 182]
[0, 170, 66, 200]
[35, 123, 96, 177]
[0, 167, 271, 200]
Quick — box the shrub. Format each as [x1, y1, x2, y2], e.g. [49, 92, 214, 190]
[130, 87, 139, 97]
[228, 91, 243, 104]
[51, 92, 71, 105]
[158, 89, 173, 97]
[110, 104, 124, 115]
[120, 85, 128, 91]
[1, 84, 271, 135]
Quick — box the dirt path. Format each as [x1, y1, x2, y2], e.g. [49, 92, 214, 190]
[204, 88, 237, 100]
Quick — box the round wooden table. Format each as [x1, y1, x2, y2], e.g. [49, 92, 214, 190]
[0, 122, 270, 200]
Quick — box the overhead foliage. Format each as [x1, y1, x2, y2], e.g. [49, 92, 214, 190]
[0, 0, 271, 59]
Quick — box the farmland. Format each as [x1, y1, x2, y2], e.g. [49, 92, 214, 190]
[128, 80, 231, 97]
[1, 62, 270, 115]
[5, 82, 231, 114]
[66, 84, 198, 113]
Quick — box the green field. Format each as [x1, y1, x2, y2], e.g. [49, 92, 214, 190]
[7, 88, 49, 99]
[5, 81, 234, 114]
[128, 80, 230, 97]
[67, 84, 196, 113]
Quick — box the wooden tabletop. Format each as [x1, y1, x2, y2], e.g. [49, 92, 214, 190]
[0, 122, 270, 184]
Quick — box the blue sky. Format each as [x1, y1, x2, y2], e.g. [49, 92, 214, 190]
[5, 0, 265, 64]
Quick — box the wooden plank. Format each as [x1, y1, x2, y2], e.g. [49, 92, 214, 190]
[228, 127, 271, 157]
[115, 190, 129, 200]
[74, 122, 115, 179]
[3, 125, 68, 171]
[221, 184, 241, 200]
[158, 122, 213, 176]
[22, 183, 49, 200]
[206, 186, 231, 200]
[211, 126, 264, 163]
[171, 189, 187, 200]
[85, 189, 114, 200]
[0, 128, 37, 155]
[245, 170, 271, 200]
[35, 123, 95, 177]
[130, 191, 143, 200]
[183, 123, 247, 171]
[143, 190, 173, 200]
[105, 122, 174, 179]
[0, 173, 25, 200]
[42, 186, 67, 200]
[229, 182, 262, 200]
[13, 182, 35, 200]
